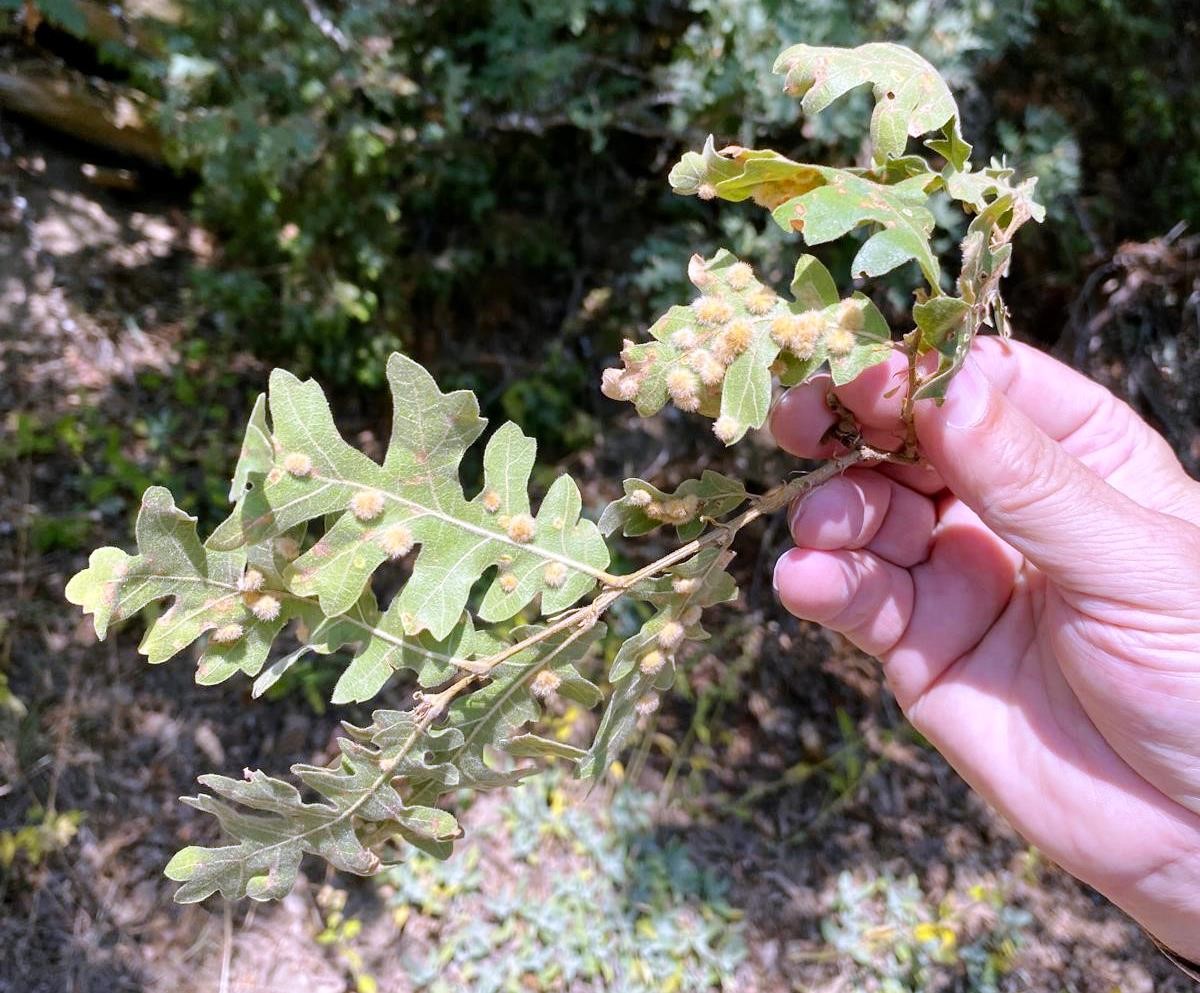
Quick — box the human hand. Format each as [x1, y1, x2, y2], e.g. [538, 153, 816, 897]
[770, 337, 1200, 959]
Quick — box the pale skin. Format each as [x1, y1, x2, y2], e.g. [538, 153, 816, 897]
[770, 337, 1200, 960]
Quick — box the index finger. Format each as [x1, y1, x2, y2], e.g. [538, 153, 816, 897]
[772, 336, 1162, 461]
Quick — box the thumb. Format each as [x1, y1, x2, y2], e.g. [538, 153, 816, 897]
[914, 357, 1175, 603]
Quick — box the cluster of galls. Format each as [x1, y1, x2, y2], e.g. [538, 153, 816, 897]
[207, 567, 286, 646]
[626, 488, 700, 527]
[600, 259, 762, 428]
[765, 296, 865, 376]
[632, 595, 705, 721]
[601, 257, 867, 444]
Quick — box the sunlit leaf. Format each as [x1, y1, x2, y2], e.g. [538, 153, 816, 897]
[228, 393, 272, 503]
[65, 487, 317, 684]
[672, 144, 942, 288]
[773, 41, 970, 168]
[209, 353, 610, 639]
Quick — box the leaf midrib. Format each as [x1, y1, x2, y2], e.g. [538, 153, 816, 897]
[308, 471, 610, 583]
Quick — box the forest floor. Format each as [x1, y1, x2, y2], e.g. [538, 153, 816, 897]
[0, 119, 1193, 993]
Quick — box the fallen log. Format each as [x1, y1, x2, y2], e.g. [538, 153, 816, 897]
[40, 0, 178, 53]
[13, 0, 179, 49]
[0, 70, 163, 163]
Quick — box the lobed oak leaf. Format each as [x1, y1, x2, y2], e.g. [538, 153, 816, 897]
[210, 352, 610, 640]
[166, 714, 464, 902]
[65, 487, 317, 684]
[672, 143, 942, 289]
[772, 41, 971, 169]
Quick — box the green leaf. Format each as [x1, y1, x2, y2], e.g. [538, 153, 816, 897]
[330, 606, 495, 705]
[65, 487, 315, 683]
[913, 297, 969, 352]
[504, 734, 587, 762]
[210, 352, 610, 639]
[606, 548, 736, 682]
[599, 470, 747, 542]
[667, 135, 748, 197]
[943, 159, 1045, 222]
[228, 393, 272, 502]
[926, 121, 973, 173]
[669, 137, 824, 211]
[601, 250, 896, 445]
[66, 357, 614, 706]
[671, 143, 942, 289]
[789, 254, 840, 311]
[575, 664, 672, 782]
[413, 625, 605, 799]
[771, 170, 942, 288]
[166, 713, 465, 902]
[578, 550, 735, 777]
[773, 42, 970, 169]
[912, 179, 1044, 401]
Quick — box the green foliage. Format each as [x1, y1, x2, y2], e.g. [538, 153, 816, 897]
[209, 353, 609, 634]
[600, 470, 747, 541]
[579, 547, 738, 780]
[67, 355, 611, 693]
[118, 0, 1079, 390]
[0, 0, 87, 34]
[67, 488, 309, 683]
[67, 42, 1042, 905]
[998, 0, 1199, 241]
[602, 246, 893, 445]
[110, 0, 1185, 400]
[136, 0, 676, 383]
[383, 773, 747, 993]
[0, 806, 83, 870]
[606, 40, 1043, 430]
[164, 711, 462, 902]
[821, 869, 1033, 993]
[664, 0, 1038, 143]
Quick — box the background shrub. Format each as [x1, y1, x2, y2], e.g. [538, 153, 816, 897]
[132, 0, 1196, 406]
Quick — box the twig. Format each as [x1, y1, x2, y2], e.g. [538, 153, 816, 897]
[406, 451, 875, 749]
[218, 900, 234, 993]
[300, 0, 349, 52]
[168, 450, 879, 870]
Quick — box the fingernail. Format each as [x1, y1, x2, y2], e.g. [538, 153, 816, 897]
[943, 358, 990, 430]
